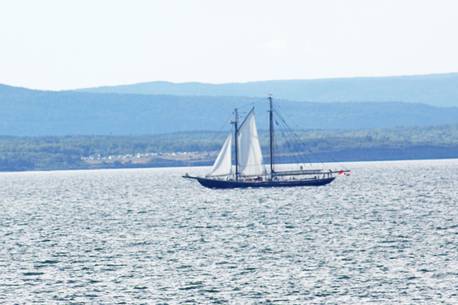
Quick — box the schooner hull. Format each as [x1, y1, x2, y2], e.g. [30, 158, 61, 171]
[185, 176, 335, 189]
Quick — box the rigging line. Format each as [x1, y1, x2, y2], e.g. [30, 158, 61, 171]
[298, 128, 351, 171]
[271, 107, 310, 166]
[277, 128, 310, 165]
[275, 117, 313, 166]
[235, 102, 256, 116]
[270, 111, 306, 165]
[207, 101, 253, 154]
[206, 112, 235, 152]
[237, 101, 256, 110]
[273, 108, 324, 167]
[273, 105, 350, 170]
[238, 107, 255, 130]
[276, 105, 351, 170]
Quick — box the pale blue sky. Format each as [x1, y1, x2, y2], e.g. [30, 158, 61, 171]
[1, 0, 458, 90]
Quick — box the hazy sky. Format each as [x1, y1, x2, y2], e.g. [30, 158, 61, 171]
[1, 0, 458, 90]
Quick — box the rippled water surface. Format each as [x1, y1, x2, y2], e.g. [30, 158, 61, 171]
[1, 160, 457, 304]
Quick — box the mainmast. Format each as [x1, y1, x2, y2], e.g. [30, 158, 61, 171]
[232, 108, 239, 181]
[268, 95, 274, 179]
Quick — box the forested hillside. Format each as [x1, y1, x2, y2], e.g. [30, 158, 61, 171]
[1, 125, 457, 171]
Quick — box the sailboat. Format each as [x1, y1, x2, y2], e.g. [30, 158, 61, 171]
[183, 96, 350, 189]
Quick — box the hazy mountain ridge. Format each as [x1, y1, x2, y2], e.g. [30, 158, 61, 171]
[79, 73, 458, 107]
[1, 84, 458, 136]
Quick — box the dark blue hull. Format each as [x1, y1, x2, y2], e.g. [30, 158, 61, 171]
[185, 176, 335, 189]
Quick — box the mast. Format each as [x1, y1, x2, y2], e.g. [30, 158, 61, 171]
[268, 95, 274, 179]
[232, 108, 239, 181]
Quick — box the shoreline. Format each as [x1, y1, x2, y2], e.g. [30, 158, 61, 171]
[1, 157, 457, 174]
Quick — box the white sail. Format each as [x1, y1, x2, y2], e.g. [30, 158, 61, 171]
[208, 133, 233, 176]
[237, 110, 265, 176]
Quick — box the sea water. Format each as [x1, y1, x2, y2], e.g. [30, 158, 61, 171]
[0, 159, 457, 304]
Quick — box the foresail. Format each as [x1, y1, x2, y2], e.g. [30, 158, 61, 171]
[208, 133, 232, 176]
[237, 110, 265, 176]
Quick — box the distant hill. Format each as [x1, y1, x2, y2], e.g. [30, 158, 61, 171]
[1, 84, 458, 136]
[79, 73, 458, 107]
[0, 83, 40, 96]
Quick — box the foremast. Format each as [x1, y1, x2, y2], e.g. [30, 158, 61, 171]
[232, 97, 274, 181]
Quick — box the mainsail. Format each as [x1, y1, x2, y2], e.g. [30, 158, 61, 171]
[208, 133, 233, 176]
[237, 110, 265, 176]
